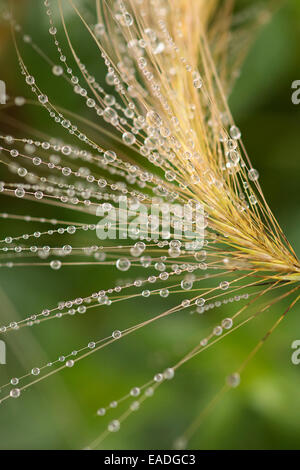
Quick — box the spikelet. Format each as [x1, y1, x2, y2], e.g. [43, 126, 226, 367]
[0, 0, 299, 449]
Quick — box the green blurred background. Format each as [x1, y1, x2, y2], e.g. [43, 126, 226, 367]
[0, 0, 300, 450]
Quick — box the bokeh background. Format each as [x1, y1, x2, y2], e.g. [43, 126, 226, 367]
[0, 0, 300, 449]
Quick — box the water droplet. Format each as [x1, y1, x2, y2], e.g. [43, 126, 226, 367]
[181, 280, 193, 290]
[122, 132, 136, 146]
[146, 110, 162, 127]
[116, 258, 131, 271]
[10, 388, 21, 398]
[219, 281, 229, 290]
[50, 260, 62, 270]
[193, 77, 202, 89]
[52, 65, 63, 76]
[108, 420, 120, 432]
[15, 188, 25, 198]
[94, 23, 105, 36]
[154, 373, 163, 382]
[229, 125, 241, 140]
[227, 372, 240, 388]
[221, 318, 233, 329]
[112, 330, 122, 339]
[104, 150, 117, 163]
[25, 75, 35, 85]
[227, 150, 240, 165]
[130, 387, 140, 397]
[213, 326, 223, 336]
[248, 168, 259, 181]
[38, 94, 48, 104]
[123, 12, 133, 26]
[164, 368, 174, 380]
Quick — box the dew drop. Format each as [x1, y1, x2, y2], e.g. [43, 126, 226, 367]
[248, 168, 259, 181]
[66, 360, 74, 368]
[50, 260, 62, 270]
[112, 330, 122, 339]
[193, 78, 202, 89]
[94, 23, 105, 36]
[52, 65, 63, 76]
[104, 150, 117, 163]
[164, 368, 175, 380]
[116, 258, 131, 271]
[122, 132, 136, 146]
[227, 372, 240, 388]
[230, 125, 241, 140]
[146, 110, 162, 128]
[38, 94, 48, 104]
[10, 388, 21, 398]
[213, 326, 223, 336]
[221, 318, 233, 329]
[15, 188, 25, 198]
[108, 420, 120, 432]
[219, 281, 229, 290]
[130, 387, 140, 397]
[195, 298, 205, 307]
[25, 75, 35, 85]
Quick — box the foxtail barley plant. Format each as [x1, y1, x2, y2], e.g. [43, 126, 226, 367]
[0, 0, 299, 449]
